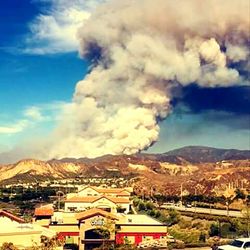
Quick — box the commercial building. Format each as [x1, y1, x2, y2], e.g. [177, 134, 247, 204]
[64, 186, 132, 213]
[34, 207, 168, 250]
[33, 186, 168, 250]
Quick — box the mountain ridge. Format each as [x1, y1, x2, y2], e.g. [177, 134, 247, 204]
[56, 146, 250, 164]
[0, 146, 249, 195]
[161, 146, 250, 163]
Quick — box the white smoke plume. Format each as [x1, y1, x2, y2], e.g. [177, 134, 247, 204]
[44, 0, 249, 159]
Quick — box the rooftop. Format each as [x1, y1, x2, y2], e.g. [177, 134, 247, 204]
[78, 186, 131, 194]
[76, 208, 118, 221]
[0, 210, 25, 223]
[0, 221, 55, 237]
[117, 214, 164, 225]
[65, 195, 130, 204]
[52, 211, 78, 224]
[34, 207, 54, 216]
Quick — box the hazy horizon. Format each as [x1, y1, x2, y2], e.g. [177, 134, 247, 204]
[0, 0, 249, 163]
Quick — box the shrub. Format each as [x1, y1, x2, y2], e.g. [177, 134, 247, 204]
[0, 243, 19, 250]
[168, 226, 201, 244]
[199, 232, 206, 242]
[209, 223, 220, 237]
[166, 209, 181, 226]
[138, 201, 146, 211]
[168, 240, 185, 249]
[145, 202, 154, 210]
[147, 209, 156, 217]
[154, 210, 161, 218]
[178, 219, 191, 229]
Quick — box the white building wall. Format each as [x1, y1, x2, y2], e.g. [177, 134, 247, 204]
[65, 200, 130, 213]
[78, 187, 99, 197]
[65, 202, 93, 212]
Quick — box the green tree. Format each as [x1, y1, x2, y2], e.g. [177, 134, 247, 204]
[138, 201, 146, 211]
[94, 218, 116, 250]
[234, 189, 246, 200]
[242, 204, 250, 237]
[209, 223, 220, 237]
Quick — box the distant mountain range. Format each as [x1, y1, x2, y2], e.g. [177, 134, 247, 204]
[162, 146, 250, 163]
[57, 146, 250, 164]
[0, 146, 249, 195]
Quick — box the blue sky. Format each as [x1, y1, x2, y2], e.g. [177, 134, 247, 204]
[0, 0, 249, 162]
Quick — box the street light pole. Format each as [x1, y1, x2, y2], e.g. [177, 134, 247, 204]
[180, 184, 183, 207]
[57, 191, 64, 211]
[226, 201, 229, 217]
[194, 187, 197, 214]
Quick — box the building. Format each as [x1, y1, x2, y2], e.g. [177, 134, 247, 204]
[75, 208, 118, 250]
[64, 186, 132, 213]
[115, 214, 168, 245]
[64, 195, 130, 213]
[33, 186, 168, 249]
[0, 210, 56, 248]
[34, 207, 168, 250]
[34, 206, 54, 226]
[70, 186, 131, 198]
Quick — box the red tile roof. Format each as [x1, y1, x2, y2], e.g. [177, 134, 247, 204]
[76, 208, 118, 221]
[0, 210, 25, 223]
[116, 191, 130, 196]
[98, 188, 128, 193]
[34, 208, 54, 217]
[66, 196, 97, 203]
[78, 186, 130, 195]
[65, 195, 130, 204]
[78, 186, 99, 192]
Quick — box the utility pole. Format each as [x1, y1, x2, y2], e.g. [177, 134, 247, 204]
[194, 187, 197, 214]
[247, 205, 250, 237]
[180, 184, 183, 207]
[58, 193, 60, 211]
[226, 200, 230, 217]
[57, 191, 64, 211]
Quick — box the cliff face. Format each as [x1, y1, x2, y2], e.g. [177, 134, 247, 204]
[0, 146, 249, 196]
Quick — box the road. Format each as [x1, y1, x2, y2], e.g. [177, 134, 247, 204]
[182, 248, 211, 250]
[154, 248, 210, 250]
[161, 205, 242, 217]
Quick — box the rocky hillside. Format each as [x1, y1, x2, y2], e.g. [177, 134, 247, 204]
[0, 159, 82, 183]
[0, 146, 249, 195]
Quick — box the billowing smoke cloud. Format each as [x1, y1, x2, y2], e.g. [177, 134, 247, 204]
[45, 0, 249, 159]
